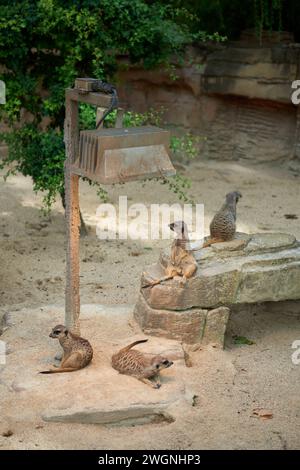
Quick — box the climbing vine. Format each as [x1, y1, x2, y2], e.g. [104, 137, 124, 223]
[254, 0, 282, 42]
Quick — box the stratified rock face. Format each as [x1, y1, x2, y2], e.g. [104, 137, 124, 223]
[117, 41, 300, 164]
[141, 233, 300, 310]
[201, 47, 296, 104]
[134, 233, 300, 345]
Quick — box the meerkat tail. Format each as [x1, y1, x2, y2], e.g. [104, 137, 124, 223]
[142, 275, 175, 289]
[119, 339, 148, 353]
[202, 237, 224, 248]
[39, 368, 78, 374]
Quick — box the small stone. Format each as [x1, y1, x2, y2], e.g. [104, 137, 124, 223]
[201, 307, 230, 349]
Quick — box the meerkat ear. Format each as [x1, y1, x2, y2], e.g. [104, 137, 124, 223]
[64, 329, 68, 335]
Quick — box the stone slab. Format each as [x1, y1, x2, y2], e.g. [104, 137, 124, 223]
[134, 294, 230, 348]
[141, 233, 300, 310]
[0, 305, 191, 426]
[134, 293, 207, 344]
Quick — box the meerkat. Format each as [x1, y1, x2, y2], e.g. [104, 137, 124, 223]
[203, 191, 242, 248]
[143, 220, 197, 288]
[112, 339, 173, 389]
[40, 325, 93, 374]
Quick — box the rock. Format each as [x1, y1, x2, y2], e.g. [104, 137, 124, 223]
[42, 405, 176, 426]
[135, 232, 300, 347]
[202, 46, 295, 104]
[117, 42, 300, 164]
[0, 311, 11, 336]
[200, 307, 230, 348]
[142, 264, 241, 310]
[134, 294, 229, 348]
[134, 294, 230, 347]
[134, 293, 207, 344]
[142, 233, 300, 310]
[211, 238, 249, 252]
[1, 305, 191, 426]
[244, 233, 296, 252]
[41, 351, 190, 425]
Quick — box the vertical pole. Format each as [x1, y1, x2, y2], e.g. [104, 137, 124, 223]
[64, 93, 80, 335]
[96, 107, 106, 128]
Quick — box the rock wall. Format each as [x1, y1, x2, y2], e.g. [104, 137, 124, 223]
[117, 40, 300, 165]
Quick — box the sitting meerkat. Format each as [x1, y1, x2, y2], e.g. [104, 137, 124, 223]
[203, 191, 242, 247]
[112, 339, 173, 389]
[40, 324, 93, 374]
[143, 220, 197, 288]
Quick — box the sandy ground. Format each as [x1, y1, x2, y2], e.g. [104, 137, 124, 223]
[0, 159, 300, 449]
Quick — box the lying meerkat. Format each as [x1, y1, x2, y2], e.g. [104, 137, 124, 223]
[112, 339, 173, 389]
[203, 191, 242, 247]
[143, 220, 197, 288]
[40, 324, 93, 374]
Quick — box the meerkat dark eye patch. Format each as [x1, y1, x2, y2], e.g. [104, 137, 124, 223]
[163, 360, 169, 365]
[54, 330, 61, 335]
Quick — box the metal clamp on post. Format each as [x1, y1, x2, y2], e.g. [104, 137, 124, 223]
[74, 77, 118, 128]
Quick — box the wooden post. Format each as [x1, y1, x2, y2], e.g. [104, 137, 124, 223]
[96, 107, 106, 128]
[64, 93, 81, 335]
[115, 108, 124, 128]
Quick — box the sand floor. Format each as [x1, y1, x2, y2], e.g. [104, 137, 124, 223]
[0, 159, 300, 449]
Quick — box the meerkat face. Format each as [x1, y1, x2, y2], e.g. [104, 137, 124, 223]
[169, 221, 187, 238]
[151, 355, 173, 372]
[226, 191, 242, 204]
[49, 325, 68, 339]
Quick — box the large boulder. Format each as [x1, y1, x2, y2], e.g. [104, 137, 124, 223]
[135, 233, 300, 346]
[140, 233, 299, 310]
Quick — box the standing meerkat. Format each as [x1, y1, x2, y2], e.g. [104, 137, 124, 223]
[203, 191, 242, 247]
[143, 220, 197, 288]
[112, 339, 173, 388]
[40, 325, 93, 374]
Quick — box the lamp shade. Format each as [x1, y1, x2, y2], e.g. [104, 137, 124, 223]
[71, 126, 176, 184]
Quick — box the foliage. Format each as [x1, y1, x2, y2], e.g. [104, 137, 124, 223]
[79, 104, 165, 130]
[170, 134, 204, 165]
[160, 174, 194, 204]
[253, 0, 283, 43]
[166, 0, 297, 41]
[0, 125, 65, 212]
[1, 0, 296, 213]
[232, 335, 255, 346]
[0, 0, 196, 210]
